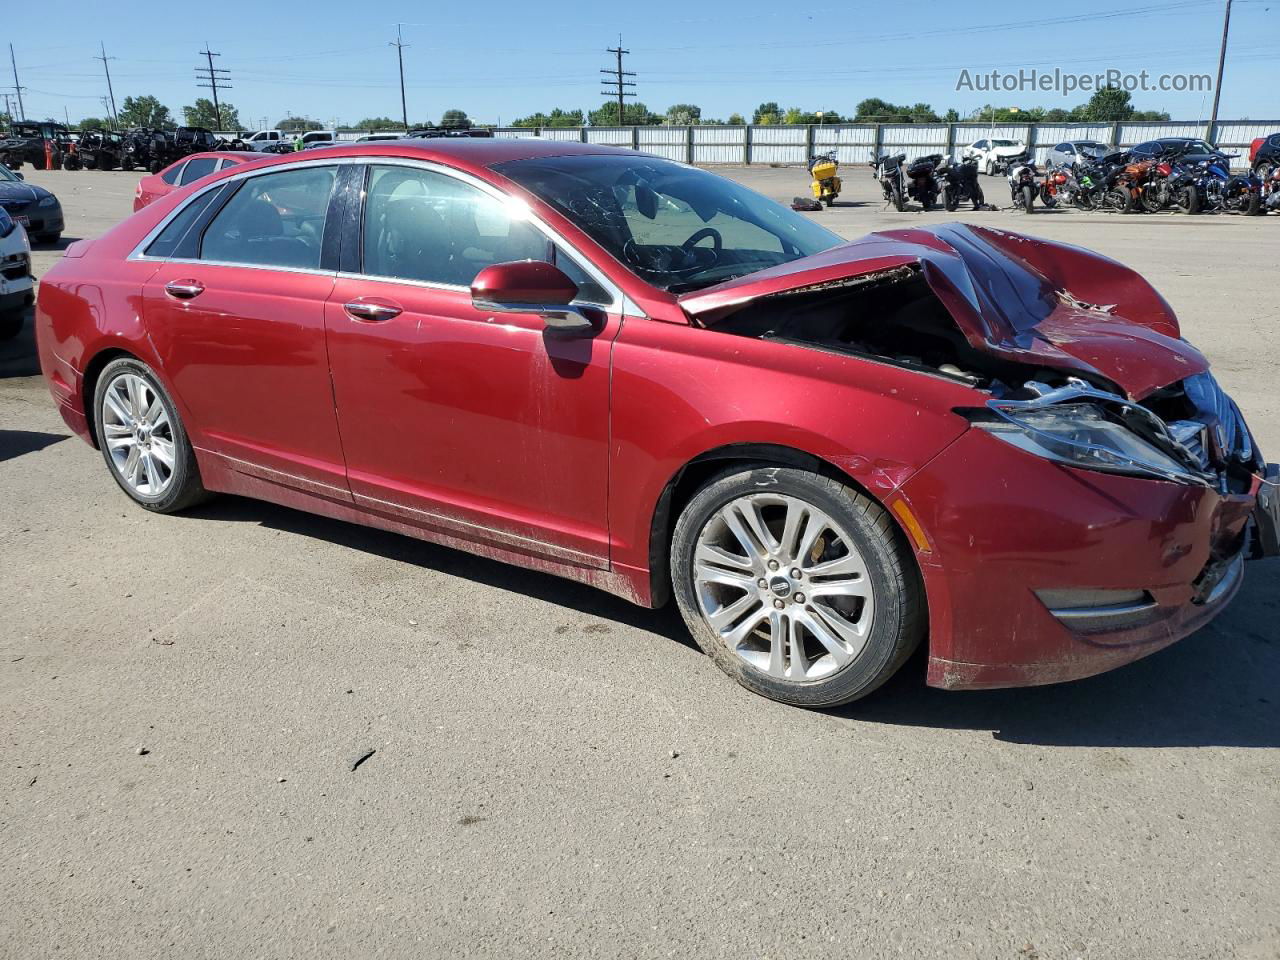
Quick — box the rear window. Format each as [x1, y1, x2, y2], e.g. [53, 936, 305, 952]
[179, 156, 219, 185]
[160, 162, 185, 186]
[143, 188, 224, 259]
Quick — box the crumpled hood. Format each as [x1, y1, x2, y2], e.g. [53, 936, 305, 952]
[680, 223, 1207, 400]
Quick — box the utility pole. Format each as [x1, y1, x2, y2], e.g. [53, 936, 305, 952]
[94, 43, 119, 128]
[1207, 0, 1231, 140]
[196, 44, 232, 130]
[390, 25, 409, 130]
[600, 36, 635, 126]
[9, 44, 25, 121]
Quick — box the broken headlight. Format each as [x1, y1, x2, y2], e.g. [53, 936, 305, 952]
[966, 388, 1213, 486]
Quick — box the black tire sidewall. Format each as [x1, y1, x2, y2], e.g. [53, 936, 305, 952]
[92, 358, 203, 513]
[670, 465, 922, 709]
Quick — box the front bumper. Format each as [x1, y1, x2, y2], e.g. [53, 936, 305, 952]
[897, 428, 1269, 690]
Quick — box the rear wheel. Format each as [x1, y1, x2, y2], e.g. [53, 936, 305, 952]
[943, 186, 958, 212]
[890, 182, 904, 212]
[1020, 184, 1035, 212]
[92, 358, 210, 513]
[671, 466, 924, 708]
[1106, 187, 1133, 212]
[1177, 186, 1201, 214]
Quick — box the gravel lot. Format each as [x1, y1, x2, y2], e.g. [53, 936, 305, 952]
[2, 166, 1278, 960]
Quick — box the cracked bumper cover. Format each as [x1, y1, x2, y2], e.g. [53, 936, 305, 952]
[897, 429, 1264, 691]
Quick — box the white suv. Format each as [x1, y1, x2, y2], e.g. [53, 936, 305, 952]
[0, 207, 33, 341]
[962, 137, 1030, 175]
[244, 129, 335, 151]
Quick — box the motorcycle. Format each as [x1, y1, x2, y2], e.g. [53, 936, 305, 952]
[872, 152, 907, 211]
[1263, 164, 1280, 213]
[1197, 153, 1262, 215]
[904, 153, 942, 210]
[1004, 150, 1039, 212]
[808, 151, 841, 207]
[1111, 157, 1158, 213]
[937, 155, 985, 211]
[1074, 151, 1136, 211]
[1138, 159, 1202, 214]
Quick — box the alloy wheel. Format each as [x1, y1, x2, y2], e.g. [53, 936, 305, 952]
[100, 373, 176, 497]
[691, 493, 875, 683]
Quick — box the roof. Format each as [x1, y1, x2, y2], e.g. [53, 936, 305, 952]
[305, 136, 641, 172]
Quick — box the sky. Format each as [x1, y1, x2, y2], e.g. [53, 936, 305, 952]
[3, 0, 1277, 128]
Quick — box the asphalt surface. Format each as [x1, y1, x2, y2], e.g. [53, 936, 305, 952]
[2, 166, 1278, 960]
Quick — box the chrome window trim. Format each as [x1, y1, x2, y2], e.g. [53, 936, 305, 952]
[128, 154, 645, 318]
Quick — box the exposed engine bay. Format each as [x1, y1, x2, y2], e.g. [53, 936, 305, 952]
[705, 263, 1264, 496]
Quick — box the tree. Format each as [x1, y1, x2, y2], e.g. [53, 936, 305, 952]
[350, 117, 407, 131]
[76, 116, 113, 132]
[1078, 86, 1133, 122]
[727, 112, 745, 126]
[118, 95, 175, 130]
[752, 102, 782, 125]
[665, 103, 701, 125]
[276, 116, 323, 133]
[440, 109, 472, 130]
[588, 101, 660, 126]
[512, 108, 584, 128]
[183, 98, 240, 130]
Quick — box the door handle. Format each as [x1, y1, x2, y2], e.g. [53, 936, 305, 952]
[164, 279, 205, 300]
[343, 299, 403, 323]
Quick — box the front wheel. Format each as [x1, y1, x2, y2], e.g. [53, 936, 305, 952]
[1140, 185, 1165, 213]
[1020, 184, 1035, 212]
[92, 358, 210, 513]
[890, 182, 904, 212]
[943, 187, 958, 212]
[1177, 186, 1201, 214]
[670, 466, 924, 708]
[1106, 187, 1133, 212]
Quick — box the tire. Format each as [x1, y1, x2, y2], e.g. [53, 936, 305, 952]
[943, 187, 958, 212]
[971, 185, 985, 209]
[1255, 162, 1273, 183]
[1106, 187, 1133, 212]
[984, 158, 994, 177]
[1241, 192, 1262, 216]
[148, 160, 164, 175]
[1178, 186, 1201, 214]
[62, 156, 81, 171]
[1139, 185, 1165, 213]
[890, 182, 904, 212]
[1020, 184, 1035, 212]
[670, 465, 924, 708]
[92, 358, 210, 513]
[0, 311, 23, 341]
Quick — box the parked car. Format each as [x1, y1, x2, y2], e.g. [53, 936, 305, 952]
[0, 120, 74, 170]
[1129, 137, 1224, 165]
[1248, 132, 1280, 178]
[133, 151, 259, 211]
[0, 204, 33, 340]
[0, 162, 64, 243]
[243, 129, 334, 151]
[1045, 139, 1114, 170]
[962, 137, 1029, 175]
[33, 140, 1279, 708]
[244, 129, 288, 151]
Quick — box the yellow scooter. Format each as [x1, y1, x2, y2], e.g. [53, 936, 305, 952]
[809, 151, 841, 206]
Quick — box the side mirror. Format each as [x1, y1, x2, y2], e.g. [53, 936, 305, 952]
[13, 171, 24, 180]
[471, 260, 597, 336]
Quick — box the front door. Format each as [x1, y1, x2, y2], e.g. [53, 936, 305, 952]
[324, 163, 618, 566]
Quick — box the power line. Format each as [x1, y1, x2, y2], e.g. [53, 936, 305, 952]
[600, 36, 635, 124]
[390, 25, 409, 129]
[196, 44, 232, 129]
[94, 42, 119, 128]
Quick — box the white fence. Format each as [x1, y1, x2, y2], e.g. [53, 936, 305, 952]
[469, 121, 1275, 169]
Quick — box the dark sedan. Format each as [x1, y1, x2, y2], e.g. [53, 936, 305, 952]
[1130, 137, 1227, 166]
[0, 164, 64, 244]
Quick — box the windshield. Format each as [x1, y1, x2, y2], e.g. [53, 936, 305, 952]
[1078, 142, 1111, 157]
[494, 154, 842, 293]
[991, 139, 1018, 147]
[0, 165, 19, 182]
[1168, 139, 1217, 155]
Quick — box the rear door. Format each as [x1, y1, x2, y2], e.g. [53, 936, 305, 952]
[139, 162, 351, 498]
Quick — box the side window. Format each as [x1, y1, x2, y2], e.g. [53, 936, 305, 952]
[200, 166, 336, 270]
[160, 162, 186, 186]
[218, 158, 237, 170]
[179, 156, 219, 185]
[1054, 142, 1070, 153]
[1134, 141, 1157, 156]
[144, 187, 225, 259]
[975, 139, 988, 150]
[553, 247, 611, 306]
[362, 165, 549, 286]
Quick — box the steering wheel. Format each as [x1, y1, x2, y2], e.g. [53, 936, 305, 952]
[681, 227, 723, 259]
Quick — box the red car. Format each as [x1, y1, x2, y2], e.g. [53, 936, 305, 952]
[133, 151, 258, 212]
[36, 140, 1279, 707]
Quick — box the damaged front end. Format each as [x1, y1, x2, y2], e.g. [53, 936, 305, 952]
[680, 222, 1277, 559]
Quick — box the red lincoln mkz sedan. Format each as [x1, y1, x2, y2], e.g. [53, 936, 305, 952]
[36, 139, 1279, 707]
